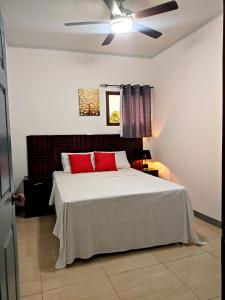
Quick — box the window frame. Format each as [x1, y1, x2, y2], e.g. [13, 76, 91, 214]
[0, 28, 4, 69]
[106, 91, 121, 126]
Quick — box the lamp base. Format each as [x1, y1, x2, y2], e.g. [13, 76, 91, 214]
[142, 163, 148, 170]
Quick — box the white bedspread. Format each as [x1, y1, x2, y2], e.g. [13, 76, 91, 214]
[49, 168, 202, 269]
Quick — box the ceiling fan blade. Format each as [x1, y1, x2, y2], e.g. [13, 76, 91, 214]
[102, 0, 122, 15]
[133, 1, 178, 19]
[102, 33, 115, 46]
[134, 23, 162, 39]
[65, 21, 110, 26]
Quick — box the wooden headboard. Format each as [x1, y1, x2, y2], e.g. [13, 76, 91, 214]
[27, 134, 143, 178]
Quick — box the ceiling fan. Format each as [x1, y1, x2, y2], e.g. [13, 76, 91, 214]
[65, 0, 178, 46]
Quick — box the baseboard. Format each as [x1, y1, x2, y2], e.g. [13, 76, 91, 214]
[194, 210, 221, 228]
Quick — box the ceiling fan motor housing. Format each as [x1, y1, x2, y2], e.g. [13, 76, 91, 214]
[110, 15, 134, 33]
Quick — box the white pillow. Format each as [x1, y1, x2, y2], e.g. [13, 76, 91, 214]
[61, 152, 95, 173]
[95, 151, 130, 169]
[115, 151, 130, 169]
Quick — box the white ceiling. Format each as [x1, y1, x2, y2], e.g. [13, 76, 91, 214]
[0, 0, 223, 58]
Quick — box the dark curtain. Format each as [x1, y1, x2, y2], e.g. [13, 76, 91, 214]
[121, 84, 152, 138]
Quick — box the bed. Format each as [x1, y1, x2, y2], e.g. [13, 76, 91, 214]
[49, 168, 202, 269]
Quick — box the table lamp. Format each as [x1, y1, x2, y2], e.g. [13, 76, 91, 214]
[140, 150, 151, 169]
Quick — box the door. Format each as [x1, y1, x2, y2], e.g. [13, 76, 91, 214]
[0, 11, 20, 300]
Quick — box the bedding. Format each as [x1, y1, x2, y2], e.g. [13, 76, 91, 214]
[49, 168, 202, 269]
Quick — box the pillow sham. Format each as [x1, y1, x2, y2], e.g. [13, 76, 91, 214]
[94, 152, 117, 172]
[61, 152, 94, 173]
[115, 151, 130, 169]
[68, 154, 94, 173]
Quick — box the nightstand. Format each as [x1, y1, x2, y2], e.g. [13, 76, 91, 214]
[141, 169, 159, 177]
[23, 176, 55, 218]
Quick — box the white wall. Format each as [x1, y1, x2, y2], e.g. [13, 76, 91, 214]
[151, 15, 223, 221]
[7, 15, 222, 221]
[7, 48, 153, 190]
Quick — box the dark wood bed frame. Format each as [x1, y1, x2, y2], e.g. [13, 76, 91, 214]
[27, 134, 143, 178]
[23, 134, 143, 217]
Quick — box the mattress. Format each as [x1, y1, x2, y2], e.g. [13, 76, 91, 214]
[49, 168, 202, 269]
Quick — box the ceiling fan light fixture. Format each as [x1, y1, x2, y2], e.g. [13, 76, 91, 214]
[110, 16, 133, 34]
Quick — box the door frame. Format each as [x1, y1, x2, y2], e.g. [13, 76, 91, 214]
[222, 1, 224, 299]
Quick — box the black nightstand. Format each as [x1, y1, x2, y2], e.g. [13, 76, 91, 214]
[141, 169, 159, 177]
[23, 177, 55, 218]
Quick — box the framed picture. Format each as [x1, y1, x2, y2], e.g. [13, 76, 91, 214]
[106, 91, 120, 126]
[78, 89, 100, 116]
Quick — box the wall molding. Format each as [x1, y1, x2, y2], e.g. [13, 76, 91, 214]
[194, 210, 221, 228]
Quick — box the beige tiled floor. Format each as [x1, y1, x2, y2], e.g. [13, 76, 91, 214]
[17, 215, 221, 300]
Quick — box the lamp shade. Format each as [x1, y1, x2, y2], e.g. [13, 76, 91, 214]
[140, 150, 152, 160]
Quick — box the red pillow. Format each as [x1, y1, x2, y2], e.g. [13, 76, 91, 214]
[68, 154, 94, 173]
[94, 152, 117, 172]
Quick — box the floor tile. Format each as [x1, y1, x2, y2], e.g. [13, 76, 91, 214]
[16, 216, 39, 224]
[151, 244, 205, 263]
[17, 215, 55, 240]
[17, 222, 38, 240]
[202, 238, 221, 252]
[16, 216, 26, 224]
[18, 230, 58, 261]
[110, 263, 199, 300]
[21, 293, 42, 300]
[18, 241, 39, 262]
[100, 249, 159, 275]
[17, 234, 39, 248]
[16, 217, 39, 231]
[165, 252, 221, 300]
[42, 277, 119, 300]
[17, 216, 221, 300]
[38, 235, 59, 258]
[193, 219, 221, 242]
[16, 217, 40, 250]
[19, 260, 42, 297]
[40, 255, 106, 291]
[210, 250, 221, 260]
[36, 215, 56, 238]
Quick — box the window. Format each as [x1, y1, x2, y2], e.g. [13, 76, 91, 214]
[0, 29, 4, 69]
[106, 91, 120, 126]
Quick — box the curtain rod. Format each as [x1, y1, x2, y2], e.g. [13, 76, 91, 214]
[100, 83, 154, 89]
